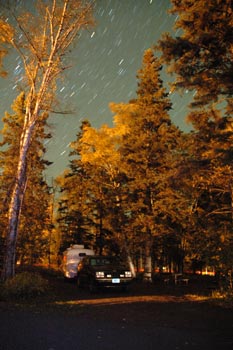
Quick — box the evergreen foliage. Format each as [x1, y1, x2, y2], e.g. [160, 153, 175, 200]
[1, 0, 233, 290]
[56, 121, 96, 253]
[0, 19, 13, 77]
[111, 49, 184, 278]
[56, 2, 233, 288]
[157, 0, 233, 283]
[157, 0, 233, 108]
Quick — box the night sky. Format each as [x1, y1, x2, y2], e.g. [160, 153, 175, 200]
[0, 0, 193, 182]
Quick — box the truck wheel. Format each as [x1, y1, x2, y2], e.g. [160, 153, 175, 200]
[89, 279, 97, 293]
[77, 277, 82, 288]
[121, 285, 128, 292]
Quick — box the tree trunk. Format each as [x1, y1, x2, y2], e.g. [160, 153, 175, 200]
[1, 121, 34, 281]
[122, 242, 136, 278]
[127, 254, 136, 278]
[143, 238, 153, 283]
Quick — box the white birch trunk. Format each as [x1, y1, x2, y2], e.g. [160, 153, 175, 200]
[127, 254, 136, 278]
[2, 121, 35, 280]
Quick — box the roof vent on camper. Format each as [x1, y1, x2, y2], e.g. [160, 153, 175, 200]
[72, 244, 85, 249]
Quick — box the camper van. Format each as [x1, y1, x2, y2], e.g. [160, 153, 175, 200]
[62, 244, 95, 279]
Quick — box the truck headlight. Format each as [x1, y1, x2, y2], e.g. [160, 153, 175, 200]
[96, 271, 105, 278]
[125, 271, 132, 277]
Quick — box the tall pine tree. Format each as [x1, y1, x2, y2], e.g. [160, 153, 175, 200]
[157, 0, 233, 108]
[111, 49, 182, 280]
[157, 0, 233, 284]
[56, 121, 96, 254]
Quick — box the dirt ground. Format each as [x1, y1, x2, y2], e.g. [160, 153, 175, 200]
[1, 271, 233, 350]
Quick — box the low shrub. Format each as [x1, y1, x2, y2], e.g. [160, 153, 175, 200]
[1, 271, 49, 300]
[211, 289, 233, 308]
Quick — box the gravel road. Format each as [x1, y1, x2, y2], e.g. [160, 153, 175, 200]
[0, 277, 233, 350]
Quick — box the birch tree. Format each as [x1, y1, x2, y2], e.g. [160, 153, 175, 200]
[1, 0, 94, 281]
[0, 92, 52, 265]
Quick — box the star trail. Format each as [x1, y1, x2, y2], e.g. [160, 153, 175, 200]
[0, 0, 192, 182]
